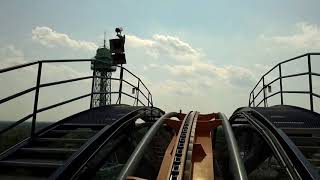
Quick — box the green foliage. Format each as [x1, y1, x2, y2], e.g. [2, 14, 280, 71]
[0, 121, 50, 153]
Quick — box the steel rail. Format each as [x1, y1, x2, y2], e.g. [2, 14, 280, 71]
[281, 90, 310, 94]
[41, 59, 93, 63]
[250, 71, 309, 104]
[0, 114, 33, 135]
[0, 76, 91, 105]
[39, 76, 93, 88]
[93, 76, 150, 104]
[0, 90, 145, 137]
[252, 85, 264, 103]
[313, 93, 320, 98]
[256, 91, 281, 107]
[53, 107, 156, 180]
[117, 112, 178, 180]
[265, 77, 280, 88]
[37, 93, 91, 113]
[138, 89, 148, 103]
[166, 111, 196, 180]
[249, 53, 310, 103]
[218, 112, 248, 180]
[281, 72, 309, 79]
[0, 92, 91, 136]
[183, 112, 199, 179]
[249, 53, 320, 109]
[0, 58, 154, 141]
[255, 90, 311, 107]
[312, 72, 320, 76]
[121, 67, 152, 94]
[120, 66, 151, 94]
[239, 112, 298, 180]
[232, 107, 320, 180]
[92, 91, 146, 106]
[120, 92, 146, 106]
[309, 52, 320, 55]
[0, 86, 36, 105]
[0, 61, 38, 73]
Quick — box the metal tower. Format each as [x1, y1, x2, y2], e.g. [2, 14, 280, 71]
[91, 28, 126, 108]
[91, 40, 115, 107]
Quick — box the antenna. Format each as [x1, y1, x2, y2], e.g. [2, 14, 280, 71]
[103, 31, 106, 48]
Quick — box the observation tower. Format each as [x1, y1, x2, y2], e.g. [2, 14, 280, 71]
[90, 28, 126, 107]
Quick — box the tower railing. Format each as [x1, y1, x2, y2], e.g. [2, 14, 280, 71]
[0, 59, 153, 137]
[249, 53, 320, 112]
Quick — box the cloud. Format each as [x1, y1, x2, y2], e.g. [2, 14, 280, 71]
[32, 26, 98, 51]
[127, 33, 257, 90]
[0, 45, 29, 69]
[0, 45, 93, 121]
[267, 22, 320, 49]
[163, 61, 255, 88]
[126, 34, 201, 61]
[126, 35, 154, 48]
[155, 80, 194, 96]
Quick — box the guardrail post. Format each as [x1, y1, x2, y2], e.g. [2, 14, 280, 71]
[252, 91, 255, 107]
[262, 76, 267, 107]
[118, 66, 124, 104]
[308, 54, 314, 111]
[31, 62, 42, 137]
[90, 63, 96, 108]
[150, 94, 153, 107]
[136, 80, 140, 106]
[279, 64, 284, 105]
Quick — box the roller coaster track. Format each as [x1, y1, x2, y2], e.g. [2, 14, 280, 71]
[0, 105, 164, 179]
[0, 59, 163, 179]
[0, 53, 320, 179]
[230, 106, 320, 180]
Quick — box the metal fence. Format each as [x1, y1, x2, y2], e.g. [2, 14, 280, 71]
[0, 59, 153, 136]
[249, 53, 320, 112]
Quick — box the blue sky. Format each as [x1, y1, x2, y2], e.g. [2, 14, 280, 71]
[1, 0, 320, 121]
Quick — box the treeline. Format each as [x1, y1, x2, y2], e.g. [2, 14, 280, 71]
[0, 121, 51, 153]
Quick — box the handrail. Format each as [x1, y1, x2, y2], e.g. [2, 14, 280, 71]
[0, 59, 154, 139]
[51, 107, 154, 180]
[0, 58, 153, 97]
[218, 112, 248, 180]
[118, 112, 179, 180]
[0, 86, 36, 104]
[232, 107, 320, 179]
[0, 61, 38, 73]
[249, 53, 319, 112]
[37, 93, 92, 113]
[0, 114, 33, 135]
[249, 53, 310, 95]
[40, 76, 93, 88]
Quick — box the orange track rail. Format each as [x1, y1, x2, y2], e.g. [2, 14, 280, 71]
[157, 112, 222, 180]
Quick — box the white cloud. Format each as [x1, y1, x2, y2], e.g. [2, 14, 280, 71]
[126, 35, 154, 48]
[0, 45, 24, 58]
[125, 33, 256, 89]
[0, 45, 30, 69]
[155, 80, 194, 96]
[32, 26, 98, 51]
[163, 61, 255, 88]
[126, 34, 201, 61]
[0, 45, 92, 121]
[268, 22, 320, 49]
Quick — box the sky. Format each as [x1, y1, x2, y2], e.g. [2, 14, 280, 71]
[0, 0, 320, 122]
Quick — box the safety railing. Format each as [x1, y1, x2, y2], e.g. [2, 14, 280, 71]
[249, 53, 320, 112]
[0, 59, 153, 137]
